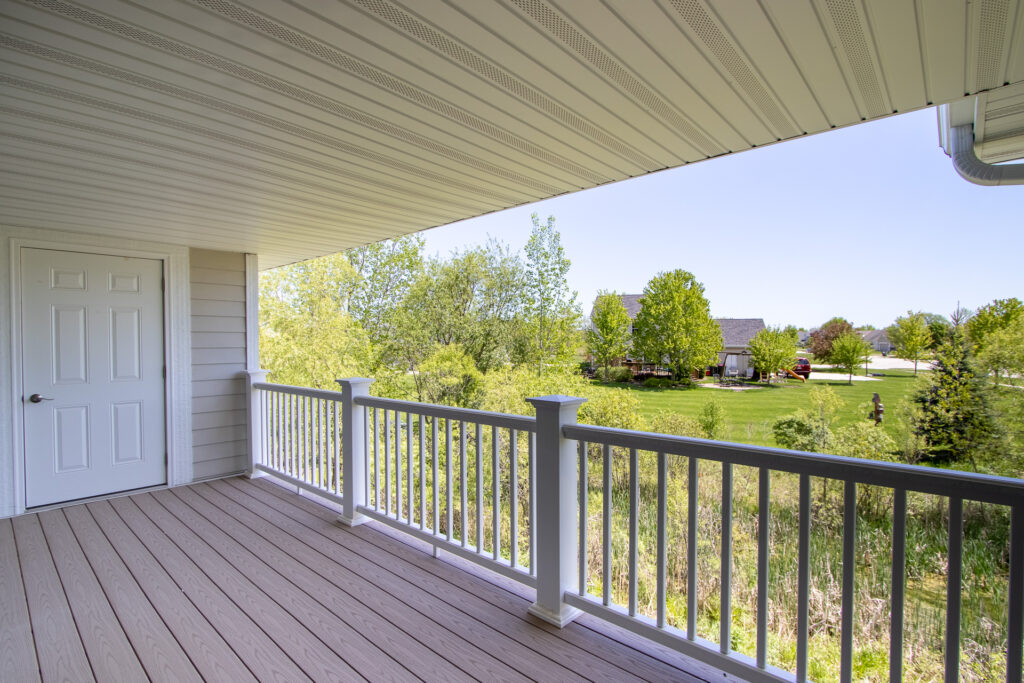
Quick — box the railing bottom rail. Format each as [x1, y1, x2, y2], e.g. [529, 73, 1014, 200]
[563, 593, 795, 683]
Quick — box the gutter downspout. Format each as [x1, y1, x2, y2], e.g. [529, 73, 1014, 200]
[950, 124, 1024, 186]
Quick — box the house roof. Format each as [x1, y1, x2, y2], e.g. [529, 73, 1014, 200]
[859, 329, 890, 344]
[2, 2, 1023, 269]
[717, 318, 767, 349]
[601, 295, 763, 348]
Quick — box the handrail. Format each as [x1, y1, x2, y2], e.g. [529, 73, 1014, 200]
[564, 423, 1024, 505]
[253, 381, 344, 402]
[356, 395, 536, 432]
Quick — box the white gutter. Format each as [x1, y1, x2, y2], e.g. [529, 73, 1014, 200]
[949, 124, 1024, 186]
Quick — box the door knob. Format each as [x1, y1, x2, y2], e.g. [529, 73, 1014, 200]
[28, 393, 53, 403]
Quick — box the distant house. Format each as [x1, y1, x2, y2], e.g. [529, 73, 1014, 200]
[859, 328, 892, 353]
[592, 295, 765, 376]
[717, 318, 767, 376]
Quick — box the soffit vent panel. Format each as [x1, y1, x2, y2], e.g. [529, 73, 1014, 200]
[0, 0, 1022, 269]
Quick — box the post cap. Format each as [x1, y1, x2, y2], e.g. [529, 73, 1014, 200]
[336, 377, 375, 387]
[526, 394, 588, 409]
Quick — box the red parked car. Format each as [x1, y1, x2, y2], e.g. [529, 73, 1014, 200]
[793, 357, 812, 379]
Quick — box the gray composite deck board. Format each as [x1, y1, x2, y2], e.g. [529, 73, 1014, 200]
[220, 478, 639, 683]
[202, 479, 532, 681]
[63, 502, 241, 682]
[12, 513, 95, 682]
[242, 477, 723, 683]
[36, 509, 148, 682]
[0, 519, 41, 683]
[5, 476, 728, 683]
[172, 484, 471, 682]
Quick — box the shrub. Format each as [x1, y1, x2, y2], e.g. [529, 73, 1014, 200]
[604, 366, 633, 383]
[642, 377, 674, 388]
[698, 398, 726, 440]
[648, 411, 702, 438]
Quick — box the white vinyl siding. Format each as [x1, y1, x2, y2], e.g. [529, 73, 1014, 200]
[190, 249, 248, 479]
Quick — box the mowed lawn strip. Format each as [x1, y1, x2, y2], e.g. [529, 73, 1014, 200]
[588, 370, 920, 447]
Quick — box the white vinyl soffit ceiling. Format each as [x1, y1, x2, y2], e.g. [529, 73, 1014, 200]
[1, 0, 1023, 268]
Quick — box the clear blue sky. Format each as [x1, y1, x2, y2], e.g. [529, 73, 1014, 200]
[418, 108, 1023, 330]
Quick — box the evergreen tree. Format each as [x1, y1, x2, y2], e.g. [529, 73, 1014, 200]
[913, 326, 994, 466]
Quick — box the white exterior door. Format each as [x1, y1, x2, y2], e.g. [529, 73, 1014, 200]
[21, 248, 166, 507]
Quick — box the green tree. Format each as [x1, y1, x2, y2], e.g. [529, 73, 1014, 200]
[632, 270, 722, 382]
[519, 214, 581, 374]
[588, 291, 631, 381]
[913, 326, 995, 465]
[344, 235, 424, 347]
[977, 317, 1024, 387]
[808, 318, 854, 362]
[416, 343, 483, 407]
[748, 326, 798, 382]
[783, 324, 801, 347]
[888, 311, 931, 375]
[830, 332, 871, 384]
[259, 256, 372, 388]
[967, 297, 1023, 353]
[396, 241, 525, 374]
[922, 313, 952, 349]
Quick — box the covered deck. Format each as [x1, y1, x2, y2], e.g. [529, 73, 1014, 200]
[2, 475, 731, 682]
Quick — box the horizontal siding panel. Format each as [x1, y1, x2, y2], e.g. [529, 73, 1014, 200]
[190, 283, 245, 302]
[192, 332, 245, 349]
[190, 267, 245, 286]
[192, 456, 247, 480]
[191, 299, 246, 317]
[192, 410, 248, 430]
[193, 425, 248, 446]
[192, 348, 246, 365]
[193, 440, 248, 463]
[190, 249, 245, 272]
[191, 364, 246, 382]
[191, 315, 245, 333]
[192, 379, 245, 398]
[193, 395, 246, 414]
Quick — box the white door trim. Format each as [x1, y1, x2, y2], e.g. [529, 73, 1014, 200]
[1, 226, 192, 517]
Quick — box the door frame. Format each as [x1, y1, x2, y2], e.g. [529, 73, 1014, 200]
[2, 227, 192, 516]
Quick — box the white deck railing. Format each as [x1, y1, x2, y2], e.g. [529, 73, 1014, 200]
[248, 372, 1024, 683]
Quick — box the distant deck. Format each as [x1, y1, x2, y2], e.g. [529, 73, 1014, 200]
[1, 476, 734, 682]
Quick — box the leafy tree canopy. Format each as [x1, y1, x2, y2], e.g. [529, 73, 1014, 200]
[518, 214, 582, 374]
[748, 326, 798, 382]
[808, 318, 854, 362]
[888, 311, 931, 375]
[830, 331, 871, 384]
[632, 269, 722, 381]
[587, 291, 632, 381]
[966, 297, 1023, 352]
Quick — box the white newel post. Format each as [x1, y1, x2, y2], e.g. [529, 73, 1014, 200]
[337, 378, 374, 527]
[527, 394, 586, 627]
[246, 369, 268, 479]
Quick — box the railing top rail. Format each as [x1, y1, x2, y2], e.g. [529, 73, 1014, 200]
[355, 395, 536, 432]
[252, 382, 344, 402]
[565, 423, 1024, 506]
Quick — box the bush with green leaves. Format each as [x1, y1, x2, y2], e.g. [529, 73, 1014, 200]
[642, 377, 674, 388]
[605, 366, 633, 383]
[415, 343, 483, 408]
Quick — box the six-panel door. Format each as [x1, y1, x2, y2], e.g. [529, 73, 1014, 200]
[22, 248, 166, 507]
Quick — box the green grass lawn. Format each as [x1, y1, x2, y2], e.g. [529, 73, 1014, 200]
[589, 369, 922, 447]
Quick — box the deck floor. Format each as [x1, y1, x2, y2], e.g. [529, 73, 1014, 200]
[1, 476, 734, 682]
